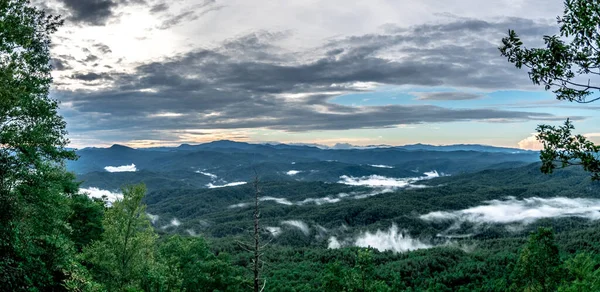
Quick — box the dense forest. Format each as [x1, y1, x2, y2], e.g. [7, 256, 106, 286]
[2, 0, 600, 291]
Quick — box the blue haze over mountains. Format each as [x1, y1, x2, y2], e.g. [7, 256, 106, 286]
[69, 140, 538, 191]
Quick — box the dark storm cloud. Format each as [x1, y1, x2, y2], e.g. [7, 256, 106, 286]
[51, 58, 72, 71]
[58, 0, 146, 25]
[70, 72, 114, 81]
[56, 17, 574, 139]
[59, 0, 117, 25]
[414, 92, 484, 101]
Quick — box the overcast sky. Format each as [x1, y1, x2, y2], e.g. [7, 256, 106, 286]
[37, 0, 599, 149]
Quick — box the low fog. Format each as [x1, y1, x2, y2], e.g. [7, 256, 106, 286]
[281, 220, 310, 236]
[207, 181, 247, 188]
[104, 164, 137, 172]
[338, 171, 441, 188]
[196, 170, 218, 179]
[328, 224, 432, 253]
[421, 197, 600, 225]
[369, 165, 394, 168]
[80, 187, 122, 202]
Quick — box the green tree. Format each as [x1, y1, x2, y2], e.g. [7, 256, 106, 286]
[511, 228, 562, 292]
[321, 249, 391, 292]
[0, 0, 82, 289]
[84, 184, 158, 291]
[500, 0, 600, 180]
[558, 253, 600, 292]
[68, 193, 105, 252]
[151, 235, 245, 292]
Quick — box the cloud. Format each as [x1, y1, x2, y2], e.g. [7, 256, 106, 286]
[354, 224, 432, 253]
[196, 170, 218, 179]
[53, 17, 572, 146]
[59, 0, 118, 25]
[93, 43, 113, 54]
[328, 237, 342, 249]
[286, 170, 301, 176]
[585, 133, 600, 144]
[146, 212, 159, 224]
[51, 58, 72, 71]
[329, 224, 432, 253]
[518, 133, 543, 150]
[228, 202, 249, 208]
[265, 226, 282, 237]
[338, 171, 441, 188]
[149, 3, 169, 13]
[70, 72, 113, 81]
[80, 187, 122, 202]
[281, 220, 310, 236]
[414, 92, 484, 101]
[162, 218, 181, 229]
[260, 196, 293, 206]
[207, 181, 247, 188]
[297, 196, 341, 205]
[104, 164, 137, 172]
[420, 197, 600, 225]
[157, 1, 225, 29]
[369, 164, 394, 168]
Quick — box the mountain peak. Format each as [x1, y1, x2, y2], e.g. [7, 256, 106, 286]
[109, 144, 134, 150]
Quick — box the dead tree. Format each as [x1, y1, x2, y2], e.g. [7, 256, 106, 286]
[238, 172, 270, 292]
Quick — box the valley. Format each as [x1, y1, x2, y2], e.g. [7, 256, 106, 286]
[72, 141, 600, 291]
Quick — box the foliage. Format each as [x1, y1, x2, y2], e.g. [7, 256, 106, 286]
[151, 235, 246, 291]
[0, 0, 82, 289]
[558, 253, 600, 291]
[537, 119, 600, 180]
[510, 228, 562, 291]
[84, 184, 158, 291]
[68, 193, 105, 252]
[500, 0, 600, 179]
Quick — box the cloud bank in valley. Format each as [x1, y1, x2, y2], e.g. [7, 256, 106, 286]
[146, 213, 159, 224]
[369, 164, 394, 169]
[161, 218, 182, 229]
[104, 164, 137, 172]
[261, 197, 293, 206]
[228, 171, 444, 209]
[207, 181, 247, 188]
[421, 197, 600, 225]
[265, 226, 282, 237]
[196, 170, 218, 179]
[80, 187, 122, 202]
[328, 224, 432, 253]
[281, 220, 310, 236]
[286, 170, 302, 176]
[338, 171, 442, 188]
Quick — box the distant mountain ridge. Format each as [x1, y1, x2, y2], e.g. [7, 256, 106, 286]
[81, 140, 531, 153]
[68, 140, 539, 176]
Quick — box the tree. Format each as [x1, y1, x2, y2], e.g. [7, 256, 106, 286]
[0, 0, 81, 289]
[237, 174, 269, 292]
[84, 184, 158, 291]
[500, 0, 600, 180]
[68, 193, 105, 252]
[511, 228, 562, 291]
[558, 253, 600, 291]
[153, 235, 245, 291]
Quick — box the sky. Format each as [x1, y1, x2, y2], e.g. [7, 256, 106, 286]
[36, 0, 600, 149]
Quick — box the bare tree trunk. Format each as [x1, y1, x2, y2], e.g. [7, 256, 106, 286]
[237, 173, 268, 292]
[253, 175, 261, 292]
